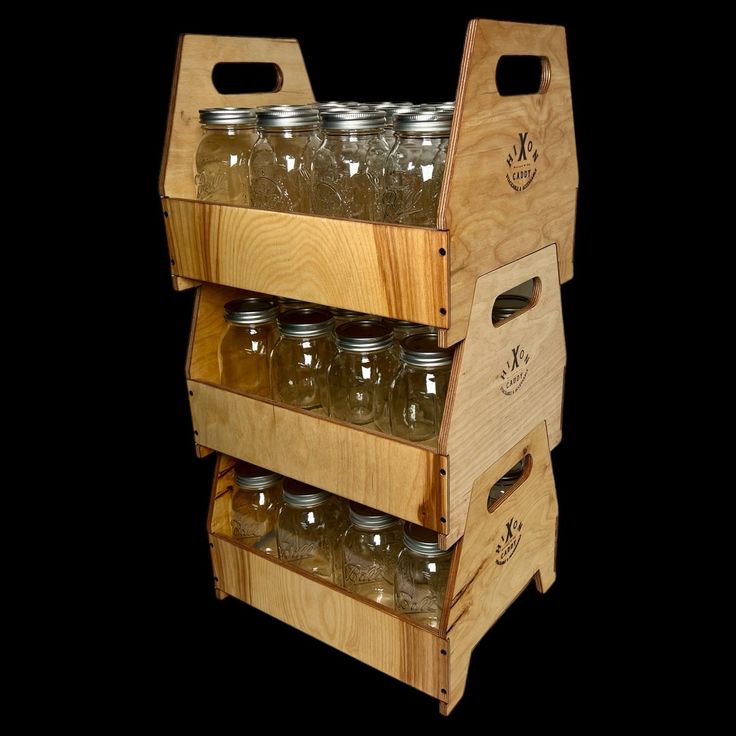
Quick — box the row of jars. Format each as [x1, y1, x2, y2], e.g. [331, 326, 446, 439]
[229, 460, 453, 628]
[194, 101, 455, 227]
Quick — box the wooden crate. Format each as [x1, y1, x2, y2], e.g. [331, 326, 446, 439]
[209, 422, 558, 715]
[160, 19, 578, 346]
[188, 244, 565, 546]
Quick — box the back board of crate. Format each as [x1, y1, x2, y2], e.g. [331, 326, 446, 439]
[159, 19, 578, 346]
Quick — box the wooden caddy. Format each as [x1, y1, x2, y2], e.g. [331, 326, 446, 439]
[160, 18, 576, 714]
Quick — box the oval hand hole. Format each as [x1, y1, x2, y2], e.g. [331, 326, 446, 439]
[491, 277, 540, 326]
[496, 56, 550, 96]
[487, 455, 532, 512]
[212, 63, 283, 94]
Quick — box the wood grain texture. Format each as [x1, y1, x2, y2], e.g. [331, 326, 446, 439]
[441, 244, 565, 547]
[161, 34, 314, 200]
[442, 423, 558, 714]
[439, 19, 578, 345]
[164, 198, 450, 327]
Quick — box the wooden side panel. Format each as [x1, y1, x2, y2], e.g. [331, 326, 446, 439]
[162, 34, 314, 200]
[210, 535, 448, 699]
[442, 424, 558, 714]
[442, 244, 565, 546]
[440, 19, 578, 345]
[165, 198, 449, 327]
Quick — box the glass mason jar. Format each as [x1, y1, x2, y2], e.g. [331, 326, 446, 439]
[394, 523, 453, 629]
[310, 110, 389, 221]
[382, 318, 436, 358]
[492, 294, 530, 324]
[487, 459, 526, 508]
[218, 297, 278, 396]
[389, 333, 454, 442]
[270, 308, 336, 411]
[375, 103, 415, 153]
[382, 110, 453, 227]
[331, 307, 369, 328]
[328, 320, 397, 432]
[277, 479, 348, 583]
[230, 461, 283, 555]
[195, 107, 258, 204]
[342, 502, 403, 606]
[249, 105, 320, 213]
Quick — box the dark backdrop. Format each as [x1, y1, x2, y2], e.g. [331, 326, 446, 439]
[118, 5, 627, 725]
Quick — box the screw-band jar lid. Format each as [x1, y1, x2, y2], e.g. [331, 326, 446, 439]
[403, 522, 449, 556]
[492, 295, 530, 320]
[495, 459, 526, 488]
[320, 109, 386, 131]
[394, 110, 453, 134]
[277, 308, 334, 337]
[234, 461, 283, 490]
[256, 104, 320, 127]
[331, 307, 367, 320]
[336, 320, 393, 352]
[383, 317, 424, 330]
[224, 297, 278, 325]
[400, 333, 453, 367]
[283, 478, 331, 507]
[348, 501, 396, 530]
[199, 107, 257, 125]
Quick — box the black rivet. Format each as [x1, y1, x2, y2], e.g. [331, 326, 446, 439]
[441, 688, 447, 695]
[189, 390, 194, 396]
[170, 258, 176, 266]
[194, 430, 199, 436]
[440, 307, 447, 316]
[440, 649, 447, 655]
[163, 211, 169, 218]
[440, 468, 446, 476]
[441, 516, 447, 523]
[209, 543, 214, 549]
[213, 576, 219, 582]
[439, 247, 447, 256]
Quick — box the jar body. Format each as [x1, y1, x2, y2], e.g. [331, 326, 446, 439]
[271, 333, 336, 410]
[249, 126, 319, 213]
[311, 131, 389, 220]
[342, 522, 403, 606]
[230, 482, 282, 555]
[277, 497, 347, 582]
[195, 124, 257, 204]
[394, 547, 452, 628]
[328, 348, 397, 431]
[389, 363, 451, 442]
[218, 322, 277, 397]
[382, 134, 448, 226]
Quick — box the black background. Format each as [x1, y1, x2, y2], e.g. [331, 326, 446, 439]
[116, 4, 629, 724]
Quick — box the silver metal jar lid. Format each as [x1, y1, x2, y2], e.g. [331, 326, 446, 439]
[199, 107, 257, 125]
[394, 110, 453, 134]
[234, 461, 283, 490]
[256, 104, 320, 127]
[283, 478, 331, 507]
[400, 333, 454, 367]
[348, 501, 397, 530]
[277, 308, 334, 337]
[336, 320, 393, 352]
[224, 297, 278, 325]
[320, 109, 386, 131]
[383, 317, 424, 330]
[367, 101, 414, 108]
[495, 459, 526, 487]
[403, 522, 449, 556]
[315, 100, 361, 108]
[492, 295, 530, 320]
[385, 105, 420, 125]
[331, 307, 367, 319]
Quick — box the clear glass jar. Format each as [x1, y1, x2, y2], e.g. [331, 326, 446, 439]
[487, 459, 526, 508]
[195, 107, 258, 205]
[394, 523, 452, 629]
[328, 320, 397, 432]
[270, 308, 336, 411]
[389, 333, 454, 442]
[310, 110, 389, 221]
[382, 111, 453, 227]
[249, 105, 320, 213]
[342, 502, 403, 606]
[331, 307, 369, 327]
[374, 103, 415, 153]
[277, 479, 348, 583]
[382, 318, 436, 358]
[218, 297, 278, 396]
[230, 461, 283, 555]
[492, 294, 530, 324]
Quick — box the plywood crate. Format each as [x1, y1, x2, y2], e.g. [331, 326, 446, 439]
[188, 244, 564, 547]
[159, 19, 578, 347]
[209, 423, 558, 715]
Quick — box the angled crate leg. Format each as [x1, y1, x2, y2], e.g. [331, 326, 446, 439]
[441, 423, 558, 714]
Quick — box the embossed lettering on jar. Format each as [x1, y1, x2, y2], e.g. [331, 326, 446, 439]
[195, 107, 258, 204]
[310, 110, 389, 220]
[230, 461, 283, 555]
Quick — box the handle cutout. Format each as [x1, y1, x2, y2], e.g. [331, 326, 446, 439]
[491, 277, 540, 326]
[211, 62, 283, 94]
[496, 56, 551, 96]
[487, 455, 532, 512]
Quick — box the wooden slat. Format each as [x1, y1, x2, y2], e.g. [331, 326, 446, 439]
[161, 34, 315, 200]
[441, 244, 565, 547]
[439, 19, 578, 345]
[165, 198, 449, 327]
[441, 423, 558, 714]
